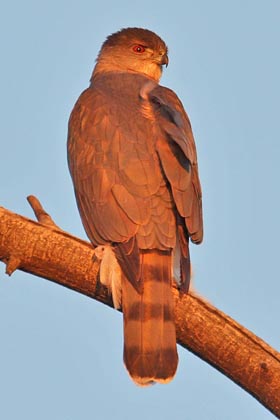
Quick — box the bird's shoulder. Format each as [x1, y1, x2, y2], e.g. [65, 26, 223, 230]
[150, 84, 193, 130]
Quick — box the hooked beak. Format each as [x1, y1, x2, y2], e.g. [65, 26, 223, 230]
[161, 53, 169, 67]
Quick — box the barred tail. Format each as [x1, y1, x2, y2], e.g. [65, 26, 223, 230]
[122, 250, 178, 386]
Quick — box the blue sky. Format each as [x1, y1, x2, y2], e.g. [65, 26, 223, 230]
[0, 1, 279, 419]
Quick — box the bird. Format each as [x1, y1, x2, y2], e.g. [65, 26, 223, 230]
[67, 27, 203, 386]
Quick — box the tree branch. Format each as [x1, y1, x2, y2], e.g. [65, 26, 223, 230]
[27, 195, 61, 228]
[0, 203, 279, 417]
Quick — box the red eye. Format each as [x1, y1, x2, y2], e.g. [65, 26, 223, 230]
[132, 45, 146, 53]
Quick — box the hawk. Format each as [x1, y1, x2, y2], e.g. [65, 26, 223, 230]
[67, 28, 203, 386]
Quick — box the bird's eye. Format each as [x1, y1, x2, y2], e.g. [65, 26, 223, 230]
[132, 45, 146, 53]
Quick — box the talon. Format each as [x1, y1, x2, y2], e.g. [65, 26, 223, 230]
[92, 254, 100, 264]
[94, 245, 107, 260]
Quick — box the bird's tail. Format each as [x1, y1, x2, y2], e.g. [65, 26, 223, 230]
[122, 250, 178, 386]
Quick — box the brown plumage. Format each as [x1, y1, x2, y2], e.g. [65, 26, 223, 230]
[67, 27, 203, 385]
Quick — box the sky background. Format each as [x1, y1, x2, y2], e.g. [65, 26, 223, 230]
[0, 1, 279, 419]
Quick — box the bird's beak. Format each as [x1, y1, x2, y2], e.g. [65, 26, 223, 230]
[161, 53, 169, 67]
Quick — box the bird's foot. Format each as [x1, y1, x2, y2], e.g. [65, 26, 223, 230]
[94, 245, 122, 309]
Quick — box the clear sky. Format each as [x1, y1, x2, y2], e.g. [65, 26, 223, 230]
[1, 1, 279, 419]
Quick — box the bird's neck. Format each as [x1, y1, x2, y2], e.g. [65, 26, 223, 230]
[91, 57, 162, 83]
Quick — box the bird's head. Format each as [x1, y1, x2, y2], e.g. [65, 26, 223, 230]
[92, 27, 168, 83]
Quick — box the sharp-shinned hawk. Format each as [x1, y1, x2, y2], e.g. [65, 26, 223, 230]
[67, 27, 203, 386]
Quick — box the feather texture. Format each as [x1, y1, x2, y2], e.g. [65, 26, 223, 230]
[67, 27, 203, 385]
[122, 250, 178, 385]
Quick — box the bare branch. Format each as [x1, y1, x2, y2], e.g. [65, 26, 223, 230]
[27, 195, 60, 228]
[0, 204, 279, 417]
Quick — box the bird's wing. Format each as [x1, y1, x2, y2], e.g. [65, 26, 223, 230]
[68, 88, 137, 244]
[67, 80, 163, 290]
[149, 84, 203, 245]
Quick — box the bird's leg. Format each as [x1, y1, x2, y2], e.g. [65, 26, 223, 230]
[94, 245, 122, 309]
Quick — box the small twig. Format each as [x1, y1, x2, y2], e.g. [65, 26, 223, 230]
[27, 195, 60, 229]
[5, 255, 21, 275]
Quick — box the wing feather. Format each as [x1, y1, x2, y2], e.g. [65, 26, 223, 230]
[68, 88, 139, 246]
[68, 73, 203, 293]
[148, 85, 203, 244]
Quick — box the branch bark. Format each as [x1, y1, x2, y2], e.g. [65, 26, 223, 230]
[0, 203, 279, 417]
